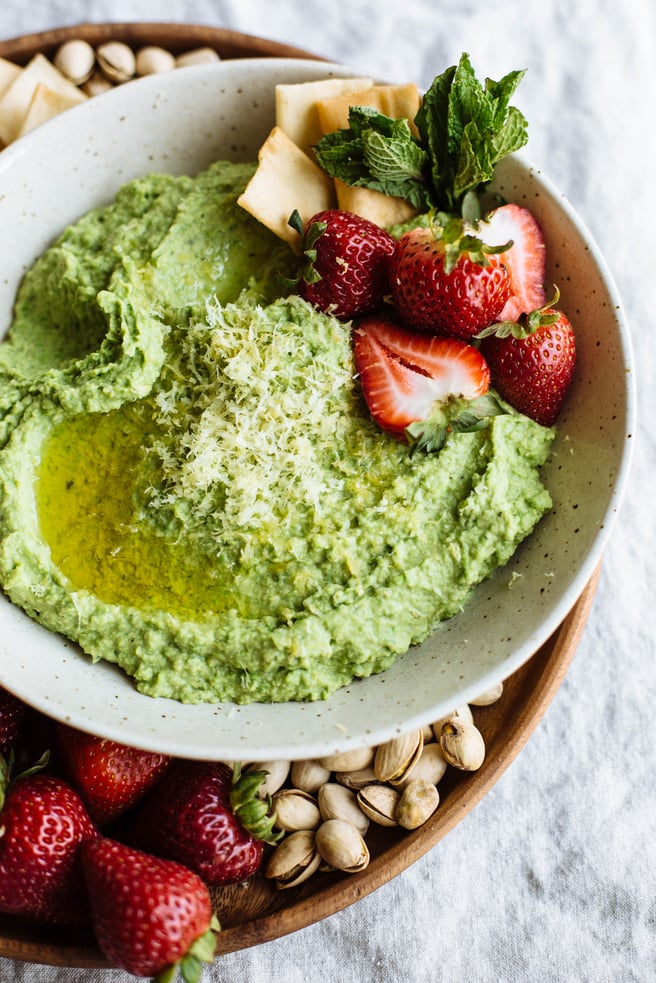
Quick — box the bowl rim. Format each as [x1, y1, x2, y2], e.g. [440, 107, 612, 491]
[0, 56, 636, 761]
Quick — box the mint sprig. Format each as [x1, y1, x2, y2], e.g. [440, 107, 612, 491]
[313, 53, 528, 216]
[314, 106, 431, 210]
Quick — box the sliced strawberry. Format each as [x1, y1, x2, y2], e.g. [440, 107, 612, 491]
[482, 203, 547, 320]
[353, 315, 497, 449]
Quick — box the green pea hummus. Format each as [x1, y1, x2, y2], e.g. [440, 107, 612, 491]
[0, 161, 555, 704]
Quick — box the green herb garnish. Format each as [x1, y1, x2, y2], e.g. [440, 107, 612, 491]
[313, 52, 528, 216]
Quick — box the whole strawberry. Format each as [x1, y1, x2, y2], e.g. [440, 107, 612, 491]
[478, 294, 576, 426]
[290, 207, 395, 318]
[389, 218, 512, 339]
[133, 760, 279, 886]
[81, 837, 219, 980]
[55, 723, 171, 826]
[0, 768, 97, 925]
[0, 686, 26, 755]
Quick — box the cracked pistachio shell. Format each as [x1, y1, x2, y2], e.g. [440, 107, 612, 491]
[396, 779, 440, 830]
[290, 759, 332, 793]
[53, 39, 95, 85]
[97, 41, 136, 83]
[374, 729, 423, 784]
[431, 704, 473, 741]
[249, 760, 290, 799]
[265, 829, 320, 889]
[357, 784, 400, 827]
[272, 788, 321, 832]
[315, 819, 369, 873]
[440, 718, 486, 771]
[318, 746, 374, 772]
[318, 782, 370, 836]
[421, 722, 435, 743]
[334, 765, 380, 790]
[469, 681, 504, 706]
[392, 742, 448, 791]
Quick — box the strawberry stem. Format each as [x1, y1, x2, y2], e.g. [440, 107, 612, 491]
[476, 285, 561, 340]
[406, 393, 505, 453]
[153, 917, 220, 983]
[426, 212, 512, 275]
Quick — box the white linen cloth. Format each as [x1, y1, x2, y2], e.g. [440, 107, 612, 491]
[1, 1, 654, 980]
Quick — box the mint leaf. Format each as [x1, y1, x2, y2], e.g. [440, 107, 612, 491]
[489, 105, 528, 165]
[415, 52, 528, 211]
[314, 107, 432, 210]
[312, 128, 370, 185]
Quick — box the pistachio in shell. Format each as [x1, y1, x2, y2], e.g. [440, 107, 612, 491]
[357, 784, 400, 827]
[53, 39, 95, 85]
[135, 45, 176, 76]
[315, 818, 369, 873]
[439, 718, 486, 771]
[318, 746, 374, 773]
[334, 765, 380, 790]
[265, 829, 320, 889]
[396, 779, 440, 830]
[374, 728, 423, 784]
[272, 788, 321, 832]
[469, 681, 504, 706]
[291, 758, 332, 794]
[247, 760, 290, 799]
[318, 782, 370, 836]
[96, 41, 136, 83]
[392, 741, 448, 791]
[431, 704, 473, 741]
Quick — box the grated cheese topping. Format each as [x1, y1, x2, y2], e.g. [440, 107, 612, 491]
[141, 293, 390, 555]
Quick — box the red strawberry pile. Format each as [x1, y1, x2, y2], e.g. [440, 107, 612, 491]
[292, 201, 576, 440]
[0, 687, 280, 980]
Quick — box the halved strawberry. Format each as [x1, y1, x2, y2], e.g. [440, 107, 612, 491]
[481, 203, 547, 320]
[353, 315, 501, 450]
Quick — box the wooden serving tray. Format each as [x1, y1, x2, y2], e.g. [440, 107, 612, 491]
[0, 22, 600, 969]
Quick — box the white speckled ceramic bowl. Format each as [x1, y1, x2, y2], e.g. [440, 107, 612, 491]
[0, 58, 635, 761]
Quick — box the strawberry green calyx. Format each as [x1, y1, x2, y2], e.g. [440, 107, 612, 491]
[406, 392, 505, 453]
[477, 286, 561, 340]
[230, 763, 283, 845]
[154, 915, 221, 983]
[288, 208, 325, 285]
[429, 211, 512, 275]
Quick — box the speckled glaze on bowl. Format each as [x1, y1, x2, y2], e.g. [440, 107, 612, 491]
[0, 58, 635, 761]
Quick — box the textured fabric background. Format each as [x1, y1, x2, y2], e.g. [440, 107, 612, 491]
[1, 1, 654, 980]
